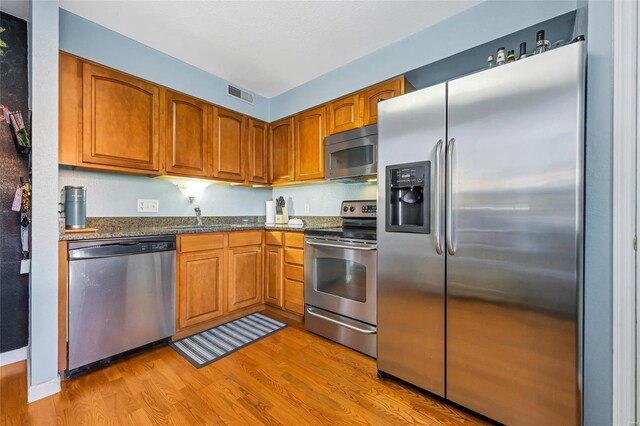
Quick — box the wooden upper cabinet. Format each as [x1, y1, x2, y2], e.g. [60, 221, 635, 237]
[295, 106, 326, 181]
[59, 53, 83, 166]
[212, 108, 246, 182]
[362, 77, 407, 126]
[82, 62, 161, 172]
[247, 119, 268, 184]
[165, 91, 211, 177]
[178, 249, 226, 330]
[269, 117, 295, 184]
[328, 93, 362, 135]
[228, 245, 263, 312]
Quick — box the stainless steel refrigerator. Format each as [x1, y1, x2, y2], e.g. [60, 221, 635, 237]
[376, 41, 585, 425]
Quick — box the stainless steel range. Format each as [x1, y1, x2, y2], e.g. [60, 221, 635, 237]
[304, 200, 377, 357]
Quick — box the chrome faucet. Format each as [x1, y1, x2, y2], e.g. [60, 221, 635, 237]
[194, 206, 203, 226]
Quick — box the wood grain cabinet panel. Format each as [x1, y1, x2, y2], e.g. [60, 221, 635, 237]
[269, 117, 295, 184]
[328, 93, 362, 135]
[247, 119, 269, 184]
[362, 77, 405, 126]
[264, 245, 283, 308]
[82, 62, 161, 172]
[59, 53, 83, 166]
[284, 279, 304, 315]
[295, 106, 326, 181]
[228, 246, 263, 312]
[178, 250, 225, 329]
[284, 232, 304, 248]
[213, 108, 246, 182]
[165, 91, 210, 177]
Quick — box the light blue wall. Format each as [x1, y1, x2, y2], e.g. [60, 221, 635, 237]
[272, 183, 377, 216]
[59, 9, 269, 121]
[29, 0, 60, 393]
[59, 168, 375, 217]
[59, 168, 272, 217]
[583, 1, 613, 425]
[269, 0, 577, 121]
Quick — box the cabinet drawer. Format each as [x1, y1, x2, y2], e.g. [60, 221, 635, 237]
[284, 247, 304, 265]
[284, 279, 304, 315]
[284, 232, 304, 248]
[228, 231, 263, 248]
[179, 233, 225, 253]
[265, 231, 283, 246]
[284, 263, 304, 282]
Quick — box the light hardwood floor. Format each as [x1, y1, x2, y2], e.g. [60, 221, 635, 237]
[0, 315, 488, 425]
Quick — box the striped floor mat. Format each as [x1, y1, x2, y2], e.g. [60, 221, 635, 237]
[169, 313, 287, 368]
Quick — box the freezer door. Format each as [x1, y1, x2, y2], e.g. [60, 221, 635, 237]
[377, 83, 446, 396]
[446, 43, 585, 425]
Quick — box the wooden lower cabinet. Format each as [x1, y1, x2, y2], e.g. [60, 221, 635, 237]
[264, 245, 284, 307]
[177, 232, 264, 332]
[283, 232, 305, 316]
[178, 249, 225, 329]
[284, 279, 305, 315]
[227, 245, 263, 312]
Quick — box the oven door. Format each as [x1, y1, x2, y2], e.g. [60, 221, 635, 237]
[325, 130, 377, 180]
[304, 237, 377, 325]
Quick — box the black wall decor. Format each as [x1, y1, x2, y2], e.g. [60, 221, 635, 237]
[0, 12, 29, 353]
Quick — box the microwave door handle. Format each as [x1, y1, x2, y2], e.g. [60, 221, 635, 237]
[446, 138, 456, 256]
[434, 139, 444, 255]
[305, 240, 377, 251]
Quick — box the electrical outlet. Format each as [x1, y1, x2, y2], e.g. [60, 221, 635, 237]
[137, 199, 159, 213]
[304, 203, 310, 214]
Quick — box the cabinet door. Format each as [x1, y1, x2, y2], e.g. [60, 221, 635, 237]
[362, 78, 404, 126]
[165, 91, 210, 177]
[295, 106, 326, 181]
[328, 93, 362, 135]
[269, 117, 295, 184]
[228, 245, 263, 312]
[178, 250, 225, 330]
[264, 245, 283, 307]
[284, 279, 304, 315]
[247, 119, 268, 184]
[82, 62, 160, 172]
[213, 108, 246, 181]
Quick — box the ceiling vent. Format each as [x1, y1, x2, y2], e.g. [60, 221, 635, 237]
[227, 83, 254, 105]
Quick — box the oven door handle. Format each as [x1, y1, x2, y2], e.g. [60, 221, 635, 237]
[305, 240, 377, 251]
[306, 307, 377, 334]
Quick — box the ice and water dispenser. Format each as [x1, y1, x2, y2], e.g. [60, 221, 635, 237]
[385, 161, 430, 234]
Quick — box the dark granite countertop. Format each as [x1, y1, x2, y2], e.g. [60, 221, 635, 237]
[59, 216, 341, 241]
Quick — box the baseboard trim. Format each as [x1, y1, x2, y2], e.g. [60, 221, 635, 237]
[0, 346, 28, 367]
[28, 375, 61, 403]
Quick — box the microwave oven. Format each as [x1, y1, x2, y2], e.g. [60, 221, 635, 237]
[324, 124, 377, 182]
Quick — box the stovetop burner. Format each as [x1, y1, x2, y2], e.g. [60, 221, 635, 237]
[304, 200, 377, 242]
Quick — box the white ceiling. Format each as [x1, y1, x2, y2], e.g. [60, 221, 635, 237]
[0, 1, 30, 20]
[60, 1, 479, 98]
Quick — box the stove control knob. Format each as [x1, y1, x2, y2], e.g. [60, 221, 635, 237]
[343, 206, 349, 212]
[350, 206, 356, 212]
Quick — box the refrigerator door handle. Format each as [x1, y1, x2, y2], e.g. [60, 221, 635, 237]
[446, 138, 456, 255]
[434, 139, 444, 255]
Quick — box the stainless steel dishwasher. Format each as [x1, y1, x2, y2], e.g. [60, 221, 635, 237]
[67, 235, 176, 373]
